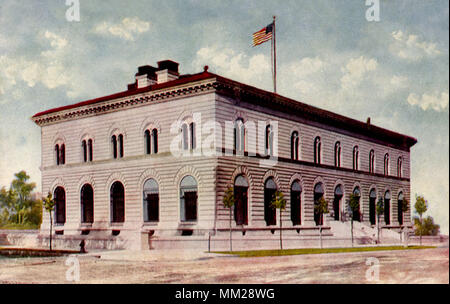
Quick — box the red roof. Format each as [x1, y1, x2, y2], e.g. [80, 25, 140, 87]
[32, 68, 417, 148]
[32, 71, 216, 118]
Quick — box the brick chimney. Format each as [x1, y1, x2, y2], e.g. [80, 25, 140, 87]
[156, 60, 179, 84]
[135, 65, 157, 89]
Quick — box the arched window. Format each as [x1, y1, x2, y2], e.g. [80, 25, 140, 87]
[82, 140, 87, 162]
[353, 146, 359, 170]
[181, 123, 195, 150]
[152, 128, 158, 154]
[369, 189, 376, 225]
[60, 144, 65, 165]
[82, 138, 93, 163]
[384, 190, 391, 225]
[291, 131, 299, 160]
[111, 135, 118, 159]
[313, 183, 324, 225]
[88, 139, 93, 162]
[234, 175, 248, 225]
[144, 129, 158, 155]
[181, 123, 189, 150]
[333, 185, 343, 221]
[81, 184, 94, 223]
[143, 178, 159, 222]
[190, 122, 196, 150]
[264, 177, 277, 226]
[180, 175, 198, 221]
[55, 144, 60, 165]
[54, 186, 66, 224]
[384, 153, 389, 176]
[118, 134, 124, 158]
[397, 192, 404, 225]
[144, 130, 151, 154]
[314, 137, 321, 164]
[110, 181, 125, 223]
[291, 180, 302, 225]
[352, 187, 361, 222]
[234, 118, 245, 153]
[369, 149, 375, 173]
[265, 125, 274, 156]
[397, 157, 402, 178]
[334, 141, 341, 167]
[112, 134, 124, 159]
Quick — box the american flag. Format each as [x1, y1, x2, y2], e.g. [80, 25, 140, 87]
[252, 22, 274, 46]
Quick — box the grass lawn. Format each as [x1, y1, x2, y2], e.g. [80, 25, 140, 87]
[0, 247, 80, 258]
[212, 246, 436, 257]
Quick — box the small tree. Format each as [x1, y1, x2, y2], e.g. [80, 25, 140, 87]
[414, 216, 440, 236]
[42, 192, 56, 251]
[314, 196, 329, 248]
[414, 195, 428, 246]
[348, 194, 360, 247]
[271, 190, 287, 250]
[222, 186, 235, 252]
[376, 197, 384, 244]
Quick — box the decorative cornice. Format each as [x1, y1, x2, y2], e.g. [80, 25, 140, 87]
[32, 80, 217, 126]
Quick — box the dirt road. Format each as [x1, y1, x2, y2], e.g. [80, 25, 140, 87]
[0, 247, 447, 284]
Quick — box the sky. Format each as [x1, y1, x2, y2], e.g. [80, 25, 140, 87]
[0, 0, 448, 233]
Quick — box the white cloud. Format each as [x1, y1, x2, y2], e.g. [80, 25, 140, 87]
[0, 31, 81, 102]
[93, 17, 150, 41]
[407, 91, 449, 112]
[340, 56, 378, 90]
[390, 75, 408, 88]
[390, 30, 441, 61]
[194, 46, 271, 86]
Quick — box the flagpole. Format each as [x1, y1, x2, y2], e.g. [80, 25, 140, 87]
[273, 15, 277, 94]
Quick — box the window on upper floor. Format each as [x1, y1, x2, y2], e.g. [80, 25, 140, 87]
[111, 134, 124, 159]
[291, 131, 299, 160]
[353, 146, 359, 170]
[397, 156, 402, 178]
[82, 138, 93, 162]
[265, 124, 274, 156]
[384, 153, 390, 176]
[334, 141, 341, 167]
[234, 118, 245, 154]
[314, 136, 321, 164]
[145, 128, 158, 155]
[181, 122, 196, 151]
[55, 143, 65, 165]
[369, 149, 375, 173]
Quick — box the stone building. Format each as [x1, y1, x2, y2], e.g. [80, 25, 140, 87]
[32, 60, 417, 250]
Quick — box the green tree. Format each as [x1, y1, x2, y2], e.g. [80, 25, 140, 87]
[414, 216, 440, 236]
[347, 194, 360, 247]
[376, 197, 384, 243]
[314, 196, 329, 248]
[0, 187, 17, 221]
[43, 192, 56, 251]
[414, 195, 428, 245]
[28, 199, 43, 227]
[271, 190, 287, 250]
[11, 171, 36, 225]
[222, 186, 235, 252]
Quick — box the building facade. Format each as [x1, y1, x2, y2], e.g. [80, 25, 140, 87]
[32, 60, 417, 250]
